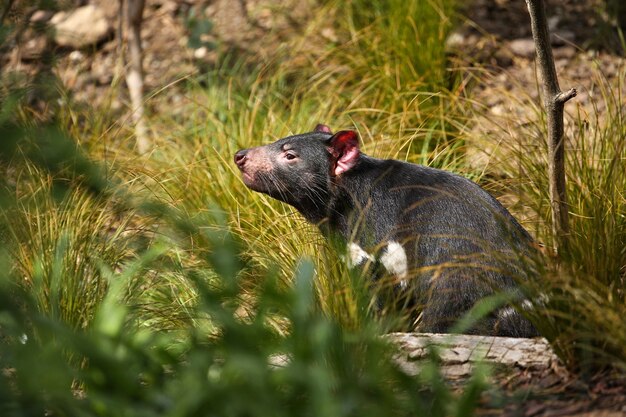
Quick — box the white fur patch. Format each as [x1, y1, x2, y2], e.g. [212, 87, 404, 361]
[347, 242, 374, 268]
[380, 241, 408, 289]
[498, 306, 516, 320]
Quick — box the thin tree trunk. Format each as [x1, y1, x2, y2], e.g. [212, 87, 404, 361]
[123, 0, 149, 154]
[525, 0, 576, 256]
[1, 0, 15, 23]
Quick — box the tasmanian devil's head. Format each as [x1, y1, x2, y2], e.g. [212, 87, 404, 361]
[234, 124, 360, 218]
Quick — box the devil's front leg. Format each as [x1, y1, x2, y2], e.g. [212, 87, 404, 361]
[345, 241, 416, 330]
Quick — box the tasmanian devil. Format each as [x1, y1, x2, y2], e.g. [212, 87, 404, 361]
[234, 124, 538, 337]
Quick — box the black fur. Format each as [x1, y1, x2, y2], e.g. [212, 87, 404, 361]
[235, 128, 538, 337]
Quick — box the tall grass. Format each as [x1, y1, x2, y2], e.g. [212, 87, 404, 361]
[2, 0, 624, 400]
[453, 63, 626, 371]
[137, 0, 461, 330]
[0, 218, 490, 416]
[0, 163, 138, 330]
[0, 0, 456, 340]
[531, 79, 625, 372]
[0, 14, 491, 405]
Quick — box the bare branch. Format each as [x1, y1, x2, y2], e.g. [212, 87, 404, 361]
[555, 88, 577, 104]
[123, 0, 150, 154]
[525, 0, 576, 256]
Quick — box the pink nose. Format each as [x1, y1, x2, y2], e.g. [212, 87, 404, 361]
[234, 150, 248, 168]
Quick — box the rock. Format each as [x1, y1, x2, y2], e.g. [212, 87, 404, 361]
[194, 46, 208, 60]
[321, 27, 338, 43]
[20, 33, 47, 61]
[50, 5, 111, 49]
[493, 47, 514, 67]
[30, 10, 54, 24]
[446, 31, 467, 50]
[508, 38, 536, 59]
[490, 104, 507, 117]
[68, 50, 85, 63]
[92, 56, 116, 85]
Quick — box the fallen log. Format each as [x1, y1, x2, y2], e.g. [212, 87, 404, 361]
[388, 332, 559, 379]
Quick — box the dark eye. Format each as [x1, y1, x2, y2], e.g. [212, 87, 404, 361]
[284, 151, 297, 161]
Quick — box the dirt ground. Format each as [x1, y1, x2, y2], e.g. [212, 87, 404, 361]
[2, 0, 318, 117]
[436, 3, 626, 415]
[4, 0, 624, 127]
[484, 367, 626, 416]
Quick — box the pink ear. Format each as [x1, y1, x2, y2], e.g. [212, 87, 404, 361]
[328, 130, 360, 176]
[314, 124, 332, 133]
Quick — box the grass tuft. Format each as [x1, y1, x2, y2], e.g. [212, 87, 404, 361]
[454, 62, 626, 372]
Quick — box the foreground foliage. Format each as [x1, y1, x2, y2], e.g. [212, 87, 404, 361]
[0, 124, 491, 416]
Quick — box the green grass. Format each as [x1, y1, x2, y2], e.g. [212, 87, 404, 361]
[1, 163, 137, 330]
[452, 63, 626, 372]
[139, 0, 461, 329]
